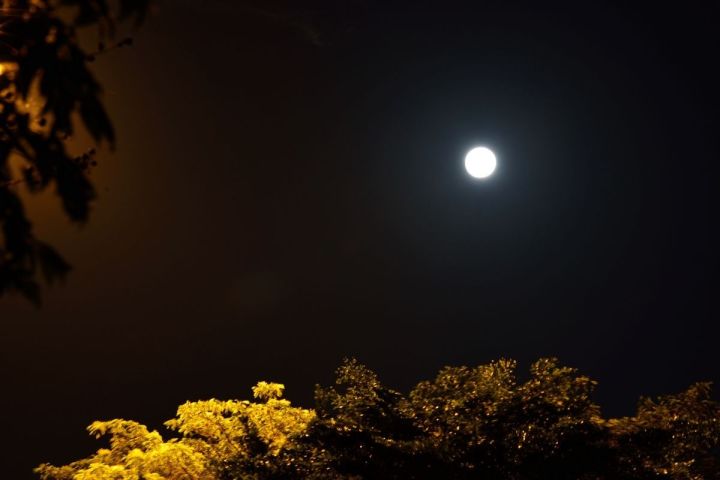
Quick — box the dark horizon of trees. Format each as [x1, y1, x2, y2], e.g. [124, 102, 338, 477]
[36, 358, 720, 480]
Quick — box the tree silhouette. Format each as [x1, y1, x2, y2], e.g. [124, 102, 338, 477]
[0, 0, 149, 305]
[36, 358, 720, 480]
[0, 0, 367, 305]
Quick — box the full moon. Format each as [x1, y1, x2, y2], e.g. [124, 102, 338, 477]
[464, 146, 497, 179]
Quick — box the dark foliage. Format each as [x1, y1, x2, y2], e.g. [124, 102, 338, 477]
[231, 359, 719, 480]
[34, 358, 719, 479]
[0, 0, 148, 305]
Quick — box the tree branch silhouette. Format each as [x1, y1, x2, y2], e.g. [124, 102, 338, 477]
[0, 0, 149, 305]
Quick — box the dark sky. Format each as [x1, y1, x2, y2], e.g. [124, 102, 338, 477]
[2, 1, 719, 477]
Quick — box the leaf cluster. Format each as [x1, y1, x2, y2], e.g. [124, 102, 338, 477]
[0, 0, 149, 304]
[36, 359, 720, 480]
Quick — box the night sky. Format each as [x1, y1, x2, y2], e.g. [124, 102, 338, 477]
[2, 1, 719, 478]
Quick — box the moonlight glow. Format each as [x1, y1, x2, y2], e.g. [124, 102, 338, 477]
[465, 147, 497, 179]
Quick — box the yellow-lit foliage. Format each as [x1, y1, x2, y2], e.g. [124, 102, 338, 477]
[36, 383, 314, 480]
[36, 360, 719, 480]
[35, 420, 210, 480]
[165, 381, 314, 461]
